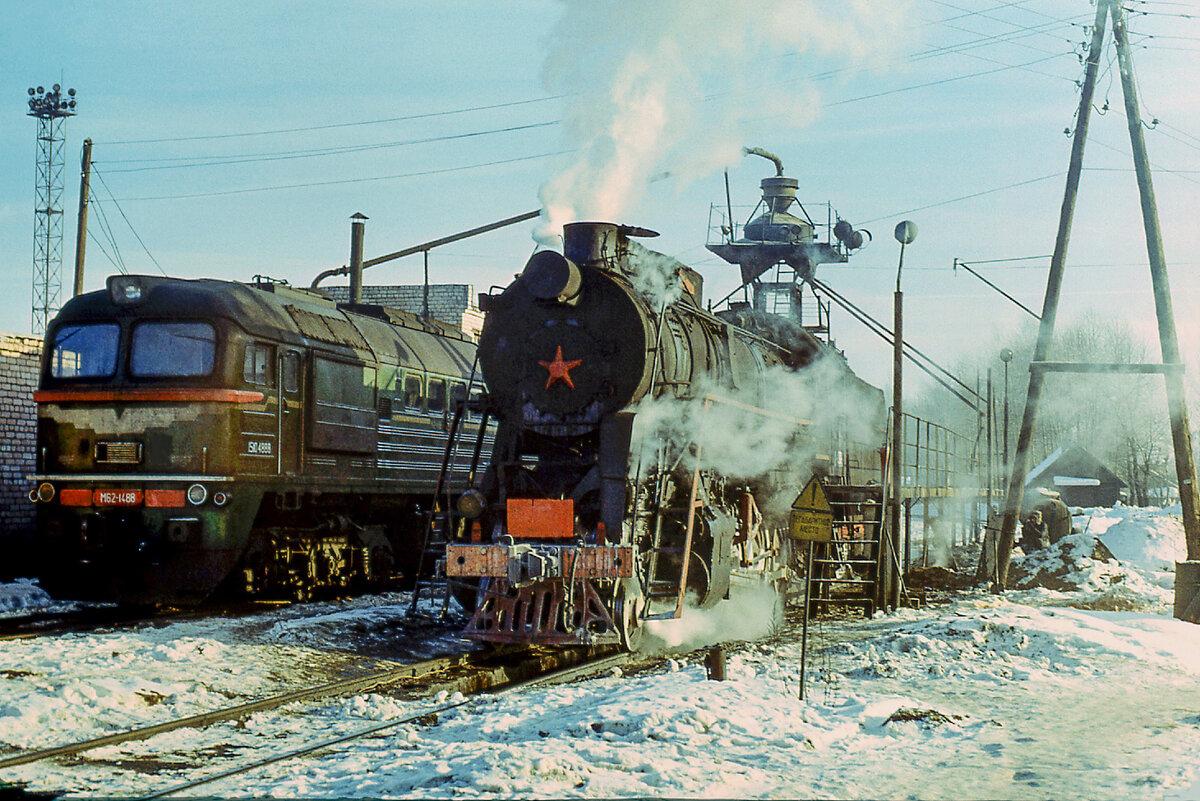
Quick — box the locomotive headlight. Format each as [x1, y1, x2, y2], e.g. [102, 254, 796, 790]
[107, 275, 144, 305]
[522, 251, 582, 305]
[186, 483, 208, 506]
[457, 489, 487, 520]
[212, 491, 230, 507]
[36, 482, 55, 503]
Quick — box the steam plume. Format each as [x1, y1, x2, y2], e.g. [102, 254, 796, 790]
[536, 0, 910, 242]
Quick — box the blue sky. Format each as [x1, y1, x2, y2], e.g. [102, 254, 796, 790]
[3, 0, 1199, 393]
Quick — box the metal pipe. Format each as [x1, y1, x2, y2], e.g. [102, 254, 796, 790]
[311, 209, 540, 288]
[349, 213, 366, 304]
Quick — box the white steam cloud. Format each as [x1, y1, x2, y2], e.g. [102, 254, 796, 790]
[536, 0, 910, 242]
[631, 354, 885, 519]
[642, 580, 783, 652]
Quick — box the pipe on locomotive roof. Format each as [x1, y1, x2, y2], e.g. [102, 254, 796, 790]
[349, 212, 367, 304]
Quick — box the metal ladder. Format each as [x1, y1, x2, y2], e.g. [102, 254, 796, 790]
[806, 483, 885, 616]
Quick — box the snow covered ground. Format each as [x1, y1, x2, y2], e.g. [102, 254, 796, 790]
[1, 505, 1199, 799]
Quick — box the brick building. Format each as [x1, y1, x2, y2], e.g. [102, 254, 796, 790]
[323, 284, 484, 338]
[0, 333, 40, 540]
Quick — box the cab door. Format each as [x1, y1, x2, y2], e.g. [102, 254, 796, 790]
[279, 350, 303, 475]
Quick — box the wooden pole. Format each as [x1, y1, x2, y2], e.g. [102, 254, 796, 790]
[1110, 1, 1200, 559]
[71, 139, 92, 298]
[996, 0, 1110, 588]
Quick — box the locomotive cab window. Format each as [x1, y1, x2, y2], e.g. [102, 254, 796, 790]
[49, 323, 120, 379]
[282, 351, 300, 393]
[403, 374, 423, 410]
[427, 378, 446, 414]
[243, 343, 275, 386]
[449, 382, 466, 415]
[130, 322, 217, 377]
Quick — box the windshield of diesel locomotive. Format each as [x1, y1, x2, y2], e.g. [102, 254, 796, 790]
[49, 323, 120, 379]
[130, 321, 217, 377]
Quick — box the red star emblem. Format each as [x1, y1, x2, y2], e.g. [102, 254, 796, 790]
[538, 345, 583, 389]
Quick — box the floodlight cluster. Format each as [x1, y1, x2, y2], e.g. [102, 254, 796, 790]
[27, 83, 77, 118]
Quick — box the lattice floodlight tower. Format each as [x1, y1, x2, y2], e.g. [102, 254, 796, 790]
[707, 147, 868, 333]
[27, 83, 77, 336]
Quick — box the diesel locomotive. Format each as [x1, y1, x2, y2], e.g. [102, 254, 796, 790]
[445, 222, 885, 647]
[29, 274, 489, 605]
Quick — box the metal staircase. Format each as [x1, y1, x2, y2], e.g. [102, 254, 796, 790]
[806, 482, 885, 616]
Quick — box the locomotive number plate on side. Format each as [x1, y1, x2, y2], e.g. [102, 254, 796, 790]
[93, 489, 144, 507]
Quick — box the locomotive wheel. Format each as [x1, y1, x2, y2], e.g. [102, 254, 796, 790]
[614, 580, 645, 652]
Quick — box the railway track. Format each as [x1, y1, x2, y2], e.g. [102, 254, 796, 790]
[0, 598, 323, 642]
[0, 642, 627, 798]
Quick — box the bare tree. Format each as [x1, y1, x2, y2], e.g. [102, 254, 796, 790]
[913, 312, 1173, 504]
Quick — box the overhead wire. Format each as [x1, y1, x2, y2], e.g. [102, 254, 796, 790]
[97, 95, 564, 145]
[98, 121, 560, 172]
[111, 151, 570, 202]
[92, 168, 168, 275]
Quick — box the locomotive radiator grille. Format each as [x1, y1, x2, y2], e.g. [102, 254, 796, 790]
[95, 441, 142, 464]
[463, 578, 620, 645]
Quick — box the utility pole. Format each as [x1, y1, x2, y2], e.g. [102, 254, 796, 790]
[1110, 0, 1200, 560]
[889, 220, 917, 612]
[72, 138, 92, 298]
[997, 0, 1200, 587]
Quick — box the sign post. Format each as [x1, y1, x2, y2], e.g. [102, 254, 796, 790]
[790, 476, 833, 700]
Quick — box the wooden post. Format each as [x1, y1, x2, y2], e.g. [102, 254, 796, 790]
[996, 0, 1109, 588]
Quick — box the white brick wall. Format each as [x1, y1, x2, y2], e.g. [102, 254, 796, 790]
[325, 284, 483, 338]
[0, 333, 41, 537]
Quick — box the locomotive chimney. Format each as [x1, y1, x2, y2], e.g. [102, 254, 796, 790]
[349, 212, 367, 304]
[564, 222, 622, 268]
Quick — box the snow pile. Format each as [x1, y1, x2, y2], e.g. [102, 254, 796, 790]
[1009, 506, 1180, 612]
[1087, 504, 1187, 573]
[827, 603, 1200, 684]
[0, 578, 60, 617]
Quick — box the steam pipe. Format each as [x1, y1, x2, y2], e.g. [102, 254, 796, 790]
[349, 213, 366, 304]
[311, 209, 541, 288]
[743, 146, 784, 176]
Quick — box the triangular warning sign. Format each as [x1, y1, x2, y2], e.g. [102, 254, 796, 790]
[792, 476, 831, 513]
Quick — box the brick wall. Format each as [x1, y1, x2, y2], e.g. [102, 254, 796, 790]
[325, 284, 484, 338]
[0, 333, 41, 539]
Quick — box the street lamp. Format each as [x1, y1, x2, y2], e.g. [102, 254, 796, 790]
[999, 347, 1013, 471]
[890, 220, 917, 611]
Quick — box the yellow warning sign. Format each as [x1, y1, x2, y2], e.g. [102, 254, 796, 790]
[789, 476, 833, 542]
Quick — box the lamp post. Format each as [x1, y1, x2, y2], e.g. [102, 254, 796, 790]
[890, 220, 917, 612]
[999, 348, 1013, 471]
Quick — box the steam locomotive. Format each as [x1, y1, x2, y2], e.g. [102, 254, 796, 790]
[29, 274, 488, 605]
[445, 222, 884, 647]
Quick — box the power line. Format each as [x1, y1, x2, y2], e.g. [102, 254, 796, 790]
[110, 151, 569, 202]
[97, 121, 559, 173]
[827, 53, 1072, 107]
[92, 168, 168, 275]
[858, 173, 1064, 225]
[98, 96, 563, 145]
